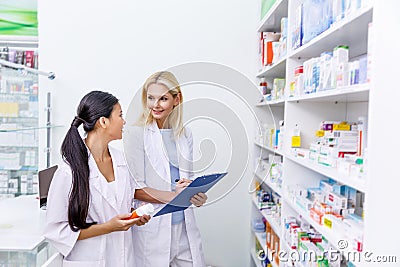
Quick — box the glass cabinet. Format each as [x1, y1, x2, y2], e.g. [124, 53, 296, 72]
[0, 48, 39, 200]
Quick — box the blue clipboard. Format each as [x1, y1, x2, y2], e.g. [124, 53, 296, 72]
[153, 172, 227, 217]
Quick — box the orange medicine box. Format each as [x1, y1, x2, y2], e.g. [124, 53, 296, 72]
[268, 231, 276, 262]
[270, 229, 275, 251]
[262, 32, 281, 66]
[314, 202, 333, 215]
[274, 235, 280, 265]
[310, 208, 324, 225]
[266, 220, 272, 248]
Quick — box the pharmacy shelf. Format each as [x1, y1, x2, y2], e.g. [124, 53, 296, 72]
[0, 92, 38, 96]
[258, 0, 288, 32]
[0, 116, 38, 119]
[252, 2, 379, 265]
[256, 98, 285, 107]
[0, 125, 63, 132]
[254, 141, 284, 156]
[283, 196, 347, 252]
[254, 172, 282, 196]
[286, 83, 370, 103]
[0, 145, 37, 148]
[285, 154, 366, 192]
[257, 57, 286, 78]
[253, 248, 279, 267]
[0, 35, 38, 48]
[281, 241, 308, 267]
[281, 239, 312, 267]
[261, 210, 281, 239]
[252, 195, 281, 239]
[288, 5, 373, 59]
[0, 166, 37, 171]
[283, 196, 361, 265]
[261, 211, 281, 239]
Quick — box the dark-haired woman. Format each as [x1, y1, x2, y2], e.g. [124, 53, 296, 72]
[44, 91, 150, 266]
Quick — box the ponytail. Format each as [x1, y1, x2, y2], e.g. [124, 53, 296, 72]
[61, 91, 118, 231]
[62, 122, 94, 231]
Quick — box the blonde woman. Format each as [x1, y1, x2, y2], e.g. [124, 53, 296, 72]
[124, 71, 207, 266]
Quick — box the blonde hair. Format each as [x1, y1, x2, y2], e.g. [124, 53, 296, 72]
[137, 71, 184, 137]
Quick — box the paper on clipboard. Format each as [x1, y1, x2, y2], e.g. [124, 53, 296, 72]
[153, 172, 227, 217]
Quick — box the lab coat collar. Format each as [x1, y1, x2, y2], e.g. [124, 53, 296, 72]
[87, 142, 127, 213]
[147, 121, 159, 132]
[144, 122, 191, 183]
[144, 122, 170, 185]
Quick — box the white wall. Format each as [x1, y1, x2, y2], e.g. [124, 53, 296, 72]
[38, 1, 259, 266]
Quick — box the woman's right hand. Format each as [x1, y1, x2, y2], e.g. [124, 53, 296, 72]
[77, 213, 151, 240]
[175, 178, 192, 194]
[106, 214, 150, 232]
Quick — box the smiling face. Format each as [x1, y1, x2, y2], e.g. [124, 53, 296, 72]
[146, 83, 180, 128]
[106, 102, 125, 140]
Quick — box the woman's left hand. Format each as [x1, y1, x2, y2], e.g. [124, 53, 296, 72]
[135, 214, 151, 226]
[190, 192, 208, 207]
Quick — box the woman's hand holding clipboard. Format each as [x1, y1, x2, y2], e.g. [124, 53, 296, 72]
[153, 173, 227, 217]
[175, 178, 208, 207]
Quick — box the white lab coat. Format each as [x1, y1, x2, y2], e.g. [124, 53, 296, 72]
[44, 146, 136, 267]
[124, 122, 205, 267]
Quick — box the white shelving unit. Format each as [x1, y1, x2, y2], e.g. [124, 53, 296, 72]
[258, 0, 289, 32]
[285, 154, 367, 192]
[286, 83, 370, 103]
[254, 230, 267, 248]
[251, 1, 382, 266]
[256, 99, 285, 107]
[283, 195, 346, 252]
[254, 172, 282, 196]
[254, 141, 284, 157]
[287, 5, 373, 59]
[257, 58, 287, 78]
[253, 194, 282, 236]
[251, 192, 281, 267]
[250, 240, 279, 267]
